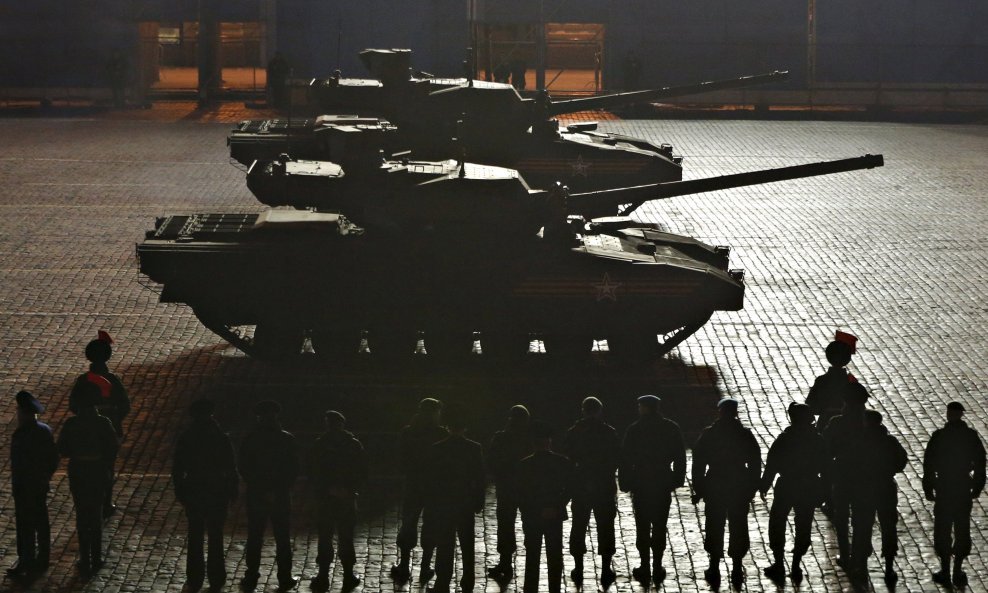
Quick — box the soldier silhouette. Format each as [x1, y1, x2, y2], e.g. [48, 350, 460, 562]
[57, 375, 119, 576]
[923, 401, 986, 587]
[70, 330, 130, 518]
[692, 397, 761, 587]
[759, 402, 826, 584]
[806, 331, 858, 432]
[172, 399, 238, 592]
[562, 397, 620, 587]
[421, 404, 485, 593]
[850, 410, 907, 583]
[238, 400, 300, 592]
[392, 398, 448, 582]
[486, 404, 534, 581]
[618, 394, 686, 585]
[308, 410, 366, 591]
[7, 391, 59, 578]
[514, 421, 573, 593]
[821, 382, 869, 569]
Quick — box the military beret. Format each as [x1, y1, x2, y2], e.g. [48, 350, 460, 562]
[325, 410, 346, 424]
[16, 390, 43, 414]
[947, 401, 965, 412]
[253, 400, 281, 417]
[637, 395, 661, 410]
[189, 398, 215, 419]
[582, 396, 603, 413]
[508, 404, 530, 419]
[717, 397, 739, 408]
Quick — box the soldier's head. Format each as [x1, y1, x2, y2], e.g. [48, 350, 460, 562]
[863, 409, 883, 429]
[417, 398, 443, 426]
[189, 398, 215, 421]
[444, 403, 468, 435]
[787, 402, 812, 426]
[824, 341, 853, 368]
[507, 404, 530, 430]
[85, 330, 114, 364]
[73, 378, 104, 413]
[581, 396, 603, 419]
[530, 420, 553, 450]
[324, 410, 346, 431]
[15, 390, 43, 425]
[253, 400, 281, 426]
[636, 395, 660, 417]
[717, 397, 739, 419]
[946, 401, 965, 423]
[842, 382, 870, 411]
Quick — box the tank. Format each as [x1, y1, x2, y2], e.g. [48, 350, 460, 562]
[137, 154, 883, 361]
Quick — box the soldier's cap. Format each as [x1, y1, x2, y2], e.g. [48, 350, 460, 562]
[530, 420, 554, 439]
[582, 396, 603, 413]
[253, 400, 281, 417]
[189, 398, 215, 419]
[325, 410, 346, 425]
[418, 397, 443, 413]
[787, 402, 812, 422]
[16, 390, 43, 414]
[73, 380, 103, 409]
[834, 330, 858, 353]
[85, 372, 112, 399]
[637, 395, 661, 411]
[947, 401, 965, 413]
[843, 382, 870, 404]
[508, 404, 530, 419]
[717, 396, 739, 409]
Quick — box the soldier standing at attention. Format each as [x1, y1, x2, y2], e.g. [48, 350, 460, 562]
[238, 400, 300, 592]
[7, 391, 59, 578]
[57, 375, 119, 576]
[821, 382, 869, 569]
[172, 399, 238, 592]
[308, 410, 367, 592]
[806, 331, 858, 432]
[392, 398, 448, 582]
[850, 410, 907, 583]
[692, 397, 761, 587]
[486, 404, 534, 581]
[619, 394, 686, 585]
[422, 404, 485, 593]
[923, 401, 986, 587]
[759, 402, 826, 584]
[70, 330, 130, 518]
[562, 397, 620, 587]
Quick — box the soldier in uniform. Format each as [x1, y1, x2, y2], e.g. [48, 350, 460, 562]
[562, 397, 619, 587]
[422, 404, 485, 593]
[850, 410, 907, 583]
[57, 375, 119, 576]
[238, 400, 300, 591]
[692, 397, 761, 587]
[619, 394, 686, 585]
[172, 399, 238, 591]
[308, 410, 367, 592]
[923, 401, 986, 587]
[392, 398, 448, 582]
[806, 331, 858, 431]
[759, 402, 826, 584]
[486, 404, 534, 580]
[821, 382, 869, 568]
[70, 330, 130, 517]
[514, 422, 573, 593]
[7, 391, 59, 578]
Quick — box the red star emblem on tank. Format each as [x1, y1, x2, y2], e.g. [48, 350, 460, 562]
[570, 155, 591, 178]
[593, 273, 622, 301]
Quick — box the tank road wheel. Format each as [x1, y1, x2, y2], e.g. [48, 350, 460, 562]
[481, 331, 532, 360]
[311, 329, 362, 359]
[541, 333, 595, 359]
[425, 331, 477, 358]
[252, 324, 304, 360]
[367, 330, 419, 358]
[606, 332, 658, 363]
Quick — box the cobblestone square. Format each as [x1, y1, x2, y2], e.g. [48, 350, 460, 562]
[0, 112, 985, 592]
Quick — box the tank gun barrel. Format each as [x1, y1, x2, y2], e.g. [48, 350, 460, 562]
[567, 153, 884, 218]
[547, 70, 790, 116]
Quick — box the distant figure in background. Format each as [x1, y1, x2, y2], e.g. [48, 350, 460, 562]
[7, 391, 59, 578]
[392, 398, 448, 582]
[267, 52, 290, 109]
[510, 60, 527, 91]
[563, 397, 619, 587]
[422, 404, 485, 593]
[759, 402, 826, 584]
[923, 401, 986, 587]
[105, 49, 128, 108]
[238, 400, 300, 592]
[493, 61, 511, 84]
[172, 399, 238, 592]
[622, 51, 642, 91]
[57, 375, 119, 576]
[692, 397, 761, 587]
[486, 404, 534, 581]
[515, 422, 573, 593]
[70, 330, 130, 518]
[619, 394, 686, 585]
[822, 382, 870, 569]
[850, 410, 907, 584]
[308, 410, 367, 592]
[806, 331, 859, 431]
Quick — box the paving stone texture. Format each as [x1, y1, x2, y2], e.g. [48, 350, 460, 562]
[0, 112, 985, 593]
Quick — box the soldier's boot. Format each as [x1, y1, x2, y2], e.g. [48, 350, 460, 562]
[569, 555, 584, 585]
[601, 555, 617, 588]
[730, 559, 745, 588]
[487, 555, 512, 580]
[651, 551, 666, 582]
[310, 566, 330, 591]
[763, 551, 785, 583]
[952, 558, 968, 587]
[341, 566, 361, 591]
[703, 556, 721, 585]
[631, 549, 650, 583]
[419, 548, 435, 582]
[789, 553, 804, 584]
[932, 556, 951, 585]
[390, 550, 411, 581]
[884, 556, 898, 585]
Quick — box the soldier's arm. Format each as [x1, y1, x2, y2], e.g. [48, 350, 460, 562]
[487, 433, 506, 480]
[805, 380, 823, 415]
[691, 432, 708, 499]
[617, 427, 634, 492]
[103, 419, 121, 461]
[922, 432, 939, 496]
[747, 431, 763, 494]
[760, 438, 780, 495]
[890, 435, 908, 474]
[286, 436, 301, 486]
[43, 428, 60, 476]
[672, 426, 687, 488]
[110, 374, 131, 419]
[56, 421, 73, 457]
[172, 433, 188, 492]
[972, 431, 986, 497]
[355, 440, 370, 493]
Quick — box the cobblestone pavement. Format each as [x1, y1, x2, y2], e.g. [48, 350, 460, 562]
[0, 114, 985, 593]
